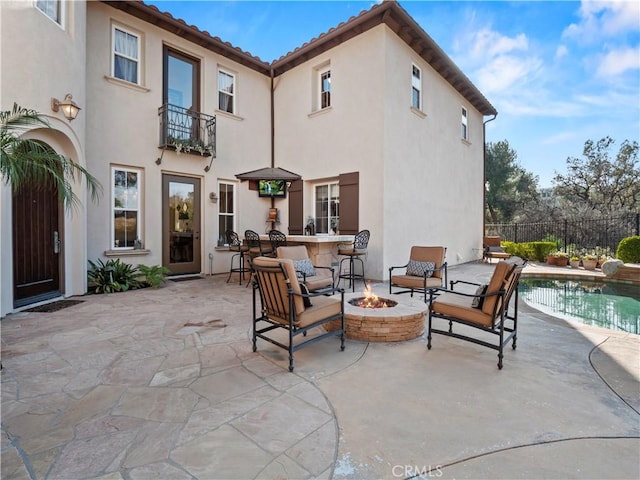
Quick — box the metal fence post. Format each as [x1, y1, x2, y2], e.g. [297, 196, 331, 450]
[514, 223, 518, 244]
[563, 219, 567, 252]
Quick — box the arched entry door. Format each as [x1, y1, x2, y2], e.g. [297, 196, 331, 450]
[162, 174, 201, 275]
[12, 174, 61, 307]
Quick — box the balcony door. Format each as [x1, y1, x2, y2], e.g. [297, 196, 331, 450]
[163, 47, 200, 141]
[162, 174, 201, 275]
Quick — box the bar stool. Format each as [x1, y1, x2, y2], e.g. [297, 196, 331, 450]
[244, 229, 273, 286]
[226, 230, 250, 285]
[338, 229, 370, 292]
[268, 229, 287, 253]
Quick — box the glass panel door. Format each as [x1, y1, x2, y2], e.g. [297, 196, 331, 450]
[162, 174, 201, 275]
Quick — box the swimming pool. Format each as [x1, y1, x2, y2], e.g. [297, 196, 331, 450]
[519, 277, 639, 334]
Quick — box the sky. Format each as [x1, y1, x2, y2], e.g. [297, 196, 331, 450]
[146, 0, 640, 187]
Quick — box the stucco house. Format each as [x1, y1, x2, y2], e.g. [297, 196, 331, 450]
[0, 0, 496, 316]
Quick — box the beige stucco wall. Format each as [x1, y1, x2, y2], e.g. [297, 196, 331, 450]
[85, 2, 271, 276]
[275, 24, 486, 281]
[1, 0, 88, 316]
[382, 29, 485, 275]
[275, 26, 387, 278]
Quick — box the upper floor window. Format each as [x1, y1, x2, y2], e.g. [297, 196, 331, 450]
[461, 107, 468, 141]
[218, 70, 235, 114]
[411, 64, 421, 110]
[314, 182, 339, 234]
[218, 182, 236, 242]
[319, 68, 331, 109]
[112, 166, 142, 249]
[113, 26, 140, 84]
[36, 0, 62, 25]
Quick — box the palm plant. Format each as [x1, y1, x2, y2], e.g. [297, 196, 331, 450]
[1, 102, 101, 210]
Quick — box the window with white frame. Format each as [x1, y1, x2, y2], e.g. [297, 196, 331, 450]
[112, 26, 140, 84]
[112, 167, 141, 249]
[218, 182, 236, 242]
[218, 70, 235, 114]
[36, 0, 62, 25]
[411, 64, 421, 110]
[319, 68, 331, 109]
[314, 182, 339, 234]
[461, 106, 468, 141]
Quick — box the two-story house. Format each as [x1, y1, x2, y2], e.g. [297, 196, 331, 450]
[0, 0, 496, 316]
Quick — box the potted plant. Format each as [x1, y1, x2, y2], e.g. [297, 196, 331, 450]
[582, 254, 598, 270]
[546, 253, 557, 265]
[553, 251, 569, 267]
[569, 255, 581, 268]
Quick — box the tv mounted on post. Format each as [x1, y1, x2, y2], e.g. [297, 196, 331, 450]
[258, 179, 287, 198]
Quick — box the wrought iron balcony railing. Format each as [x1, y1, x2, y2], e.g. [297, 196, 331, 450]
[158, 104, 216, 157]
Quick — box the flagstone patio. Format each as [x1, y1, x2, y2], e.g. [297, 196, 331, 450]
[1, 262, 638, 479]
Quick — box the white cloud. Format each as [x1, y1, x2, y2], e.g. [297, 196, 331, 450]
[562, 0, 640, 43]
[555, 45, 569, 59]
[595, 46, 640, 77]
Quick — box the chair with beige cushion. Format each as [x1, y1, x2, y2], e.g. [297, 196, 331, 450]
[427, 257, 526, 369]
[389, 246, 448, 302]
[483, 236, 511, 263]
[251, 256, 345, 372]
[276, 245, 335, 294]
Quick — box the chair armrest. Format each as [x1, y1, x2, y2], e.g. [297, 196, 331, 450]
[428, 286, 505, 302]
[389, 263, 409, 275]
[450, 279, 483, 290]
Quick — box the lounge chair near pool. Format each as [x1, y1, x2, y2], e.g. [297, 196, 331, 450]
[483, 236, 511, 263]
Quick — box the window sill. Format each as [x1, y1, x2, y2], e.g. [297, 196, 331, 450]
[461, 138, 472, 146]
[410, 106, 426, 119]
[215, 110, 244, 121]
[104, 75, 150, 93]
[104, 249, 151, 257]
[308, 106, 332, 118]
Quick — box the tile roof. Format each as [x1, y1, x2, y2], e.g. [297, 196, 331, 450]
[102, 0, 496, 115]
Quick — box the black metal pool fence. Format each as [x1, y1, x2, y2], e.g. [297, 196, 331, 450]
[486, 213, 640, 254]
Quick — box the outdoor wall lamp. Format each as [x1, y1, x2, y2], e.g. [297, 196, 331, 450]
[51, 94, 81, 121]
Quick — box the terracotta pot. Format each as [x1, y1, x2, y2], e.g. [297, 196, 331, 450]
[546, 255, 557, 265]
[555, 257, 569, 267]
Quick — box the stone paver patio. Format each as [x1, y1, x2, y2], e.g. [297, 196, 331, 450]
[1, 261, 638, 479]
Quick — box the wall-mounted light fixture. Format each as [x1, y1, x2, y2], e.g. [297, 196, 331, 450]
[51, 93, 81, 121]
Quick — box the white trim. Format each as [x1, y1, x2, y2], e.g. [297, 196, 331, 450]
[112, 24, 141, 85]
[318, 67, 331, 110]
[411, 63, 422, 110]
[218, 69, 236, 114]
[461, 106, 469, 141]
[111, 166, 143, 250]
[35, 0, 64, 28]
[218, 181, 237, 239]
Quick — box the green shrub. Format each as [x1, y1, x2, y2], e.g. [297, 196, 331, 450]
[87, 258, 142, 294]
[616, 236, 640, 263]
[529, 242, 557, 262]
[137, 264, 171, 288]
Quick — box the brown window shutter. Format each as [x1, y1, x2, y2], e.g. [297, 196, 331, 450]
[338, 172, 359, 234]
[288, 179, 303, 234]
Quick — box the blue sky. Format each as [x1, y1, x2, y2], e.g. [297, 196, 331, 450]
[147, 0, 640, 187]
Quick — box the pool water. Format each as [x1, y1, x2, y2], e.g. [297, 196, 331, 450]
[519, 277, 639, 334]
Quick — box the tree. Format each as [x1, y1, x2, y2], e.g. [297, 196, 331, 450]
[553, 137, 639, 216]
[485, 140, 540, 224]
[1, 103, 101, 210]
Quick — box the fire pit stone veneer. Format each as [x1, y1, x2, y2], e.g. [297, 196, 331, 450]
[325, 292, 429, 342]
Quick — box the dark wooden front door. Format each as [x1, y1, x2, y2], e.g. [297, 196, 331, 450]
[13, 181, 61, 307]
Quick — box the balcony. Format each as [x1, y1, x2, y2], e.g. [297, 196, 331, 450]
[158, 104, 216, 157]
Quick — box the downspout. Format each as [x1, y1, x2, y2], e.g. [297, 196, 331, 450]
[270, 68, 275, 211]
[483, 113, 498, 238]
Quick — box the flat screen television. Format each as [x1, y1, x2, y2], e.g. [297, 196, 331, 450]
[258, 179, 287, 198]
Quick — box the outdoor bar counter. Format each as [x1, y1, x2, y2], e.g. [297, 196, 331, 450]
[260, 234, 354, 268]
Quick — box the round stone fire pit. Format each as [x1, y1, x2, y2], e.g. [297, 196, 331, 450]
[325, 292, 428, 342]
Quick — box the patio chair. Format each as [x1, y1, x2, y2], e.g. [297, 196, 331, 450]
[389, 246, 448, 302]
[483, 236, 511, 263]
[277, 245, 335, 294]
[427, 257, 526, 369]
[251, 256, 345, 372]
